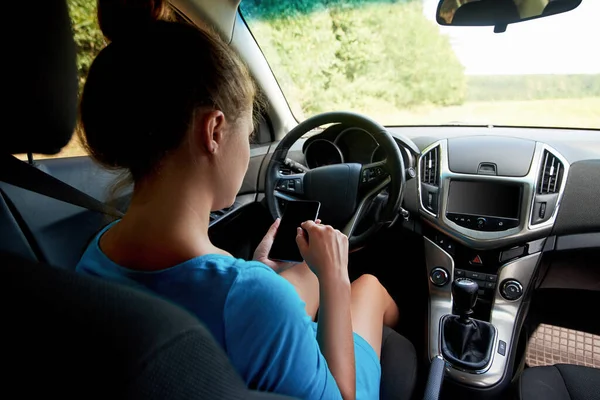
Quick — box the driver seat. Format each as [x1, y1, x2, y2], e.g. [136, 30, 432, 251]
[0, 1, 287, 399]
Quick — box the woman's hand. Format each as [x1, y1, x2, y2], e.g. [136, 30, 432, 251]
[253, 218, 321, 273]
[253, 219, 295, 273]
[295, 221, 349, 283]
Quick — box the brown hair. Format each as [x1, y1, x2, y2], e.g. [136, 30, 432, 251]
[80, 0, 256, 183]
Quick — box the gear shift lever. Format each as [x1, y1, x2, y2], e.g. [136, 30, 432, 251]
[452, 278, 478, 322]
[440, 278, 496, 371]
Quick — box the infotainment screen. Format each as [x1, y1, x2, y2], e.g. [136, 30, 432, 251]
[447, 181, 521, 219]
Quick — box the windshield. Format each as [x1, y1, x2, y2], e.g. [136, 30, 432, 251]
[240, 0, 600, 129]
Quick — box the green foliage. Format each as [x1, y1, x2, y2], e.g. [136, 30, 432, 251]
[467, 74, 600, 102]
[67, 0, 106, 90]
[241, 0, 466, 119]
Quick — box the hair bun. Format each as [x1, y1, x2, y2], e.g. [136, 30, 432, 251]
[98, 0, 173, 42]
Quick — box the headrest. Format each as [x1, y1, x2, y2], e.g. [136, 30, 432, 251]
[4, 0, 78, 155]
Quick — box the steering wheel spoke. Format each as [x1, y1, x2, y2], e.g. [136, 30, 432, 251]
[343, 176, 391, 238]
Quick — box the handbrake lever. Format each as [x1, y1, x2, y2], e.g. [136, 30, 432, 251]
[423, 355, 445, 400]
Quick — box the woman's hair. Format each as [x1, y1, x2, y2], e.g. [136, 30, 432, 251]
[80, 0, 257, 182]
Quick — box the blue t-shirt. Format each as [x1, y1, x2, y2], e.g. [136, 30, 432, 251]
[76, 223, 381, 399]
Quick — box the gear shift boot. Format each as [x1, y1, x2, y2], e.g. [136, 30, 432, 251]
[441, 314, 496, 371]
[440, 278, 496, 371]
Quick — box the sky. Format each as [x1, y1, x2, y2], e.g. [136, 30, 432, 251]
[422, 0, 600, 75]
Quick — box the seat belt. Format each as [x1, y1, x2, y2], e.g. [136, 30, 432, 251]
[0, 154, 124, 218]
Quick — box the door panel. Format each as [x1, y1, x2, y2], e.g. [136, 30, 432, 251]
[527, 249, 600, 336]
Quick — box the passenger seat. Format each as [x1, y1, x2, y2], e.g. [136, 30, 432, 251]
[519, 364, 600, 400]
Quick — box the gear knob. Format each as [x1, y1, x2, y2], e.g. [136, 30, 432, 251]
[452, 278, 479, 320]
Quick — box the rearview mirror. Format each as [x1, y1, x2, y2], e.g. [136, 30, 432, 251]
[437, 0, 582, 32]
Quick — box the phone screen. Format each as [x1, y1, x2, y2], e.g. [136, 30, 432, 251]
[268, 200, 321, 263]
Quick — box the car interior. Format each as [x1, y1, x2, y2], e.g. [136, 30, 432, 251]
[2, 0, 600, 399]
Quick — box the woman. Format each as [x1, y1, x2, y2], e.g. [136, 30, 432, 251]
[76, 1, 400, 399]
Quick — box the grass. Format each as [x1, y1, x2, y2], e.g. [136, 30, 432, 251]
[466, 75, 600, 102]
[23, 97, 599, 161]
[345, 97, 600, 129]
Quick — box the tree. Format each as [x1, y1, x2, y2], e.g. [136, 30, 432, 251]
[67, 0, 106, 90]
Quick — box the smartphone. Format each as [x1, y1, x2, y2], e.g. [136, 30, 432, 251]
[268, 200, 321, 263]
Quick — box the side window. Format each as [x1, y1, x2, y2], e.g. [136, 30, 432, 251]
[18, 2, 270, 161]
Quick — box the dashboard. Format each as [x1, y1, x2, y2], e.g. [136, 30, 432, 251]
[301, 124, 415, 169]
[287, 122, 600, 390]
[290, 123, 600, 251]
[293, 123, 600, 390]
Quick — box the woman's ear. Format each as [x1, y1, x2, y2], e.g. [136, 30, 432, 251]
[195, 109, 226, 155]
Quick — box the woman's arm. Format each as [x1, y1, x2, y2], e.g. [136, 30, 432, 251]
[317, 276, 355, 400]
[296, 222, 356, 400]
[279, 263, 319, 320]
[224, 264, 343, 399]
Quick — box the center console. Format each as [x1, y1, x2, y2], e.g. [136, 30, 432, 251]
[418, 137, 569, 389]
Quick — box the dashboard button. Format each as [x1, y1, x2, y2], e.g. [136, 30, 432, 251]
[455, 269, 465, 278]
[539, 202, 547, 219]
[486, 275, 497, 282]
[498, 340, 507, 356]
[473, 279, 487, 289]
[430, 268, 449, 287]
[501, 280, 523, 301]
[477, 218, 486, 229]
[470, 255, 483, 265]
[466, 271, 483, 280]
[499, 246, 525, 263]
[484, 282, 496, 290]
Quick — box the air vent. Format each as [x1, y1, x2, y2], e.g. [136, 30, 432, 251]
[538, 150, 564, 194]
[421, 146, 439, 186]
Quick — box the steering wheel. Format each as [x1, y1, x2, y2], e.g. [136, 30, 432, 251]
[265, 111, 406, 247]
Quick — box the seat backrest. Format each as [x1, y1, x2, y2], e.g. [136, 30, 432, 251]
[0, 0, 132, 268]
[1, 251, 290, 400]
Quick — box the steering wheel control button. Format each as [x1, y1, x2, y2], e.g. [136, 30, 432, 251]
[430, 267, 449, 287]
[277, 178, 303, 194]
[498, 340, 507, 356]
[361, 165, 387, 185]
[499, 246, 525, 263]
[501, 280, 524, 301]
